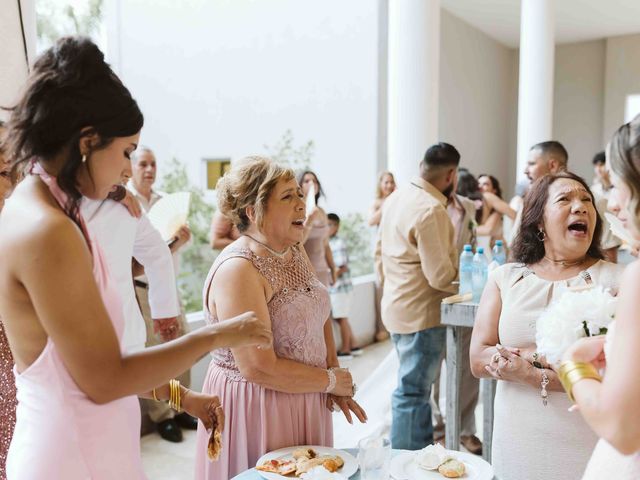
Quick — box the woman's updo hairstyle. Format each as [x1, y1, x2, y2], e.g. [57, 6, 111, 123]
[216, 156, 295, 232]
[6, 36, 143, 223]
[608, 114, 640, 233]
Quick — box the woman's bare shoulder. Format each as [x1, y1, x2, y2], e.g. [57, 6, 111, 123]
[0, 179, 85, 257]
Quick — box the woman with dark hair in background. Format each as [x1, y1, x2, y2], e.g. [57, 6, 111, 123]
[477, 173, 513, 245]
[456, 169, 515, 248]
[298, 170, 336, 287]
[0, 37, 271, 478]
[470, 171, 623, 479]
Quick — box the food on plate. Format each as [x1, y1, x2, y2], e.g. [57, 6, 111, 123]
[292, 448, 317, 460]
[258, 448, 345, 477]
[256, 459, 297, 475]
[415, 443, 452, 470]
[437, 458, 466, 478]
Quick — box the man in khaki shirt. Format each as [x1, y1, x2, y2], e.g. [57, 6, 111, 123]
[375, 143, 460, 449]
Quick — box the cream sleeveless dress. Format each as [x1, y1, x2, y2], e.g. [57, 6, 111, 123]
[490, 260, 623, 480]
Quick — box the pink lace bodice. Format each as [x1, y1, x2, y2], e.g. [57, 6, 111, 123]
[203, 244, 331, 381]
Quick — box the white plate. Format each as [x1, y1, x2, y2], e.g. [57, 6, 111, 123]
[389, 450, 494, 480]
[255, 445, 358, 479]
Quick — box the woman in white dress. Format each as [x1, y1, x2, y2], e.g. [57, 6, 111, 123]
[470, 171, 624, 480]
[559, 117, 640, 479]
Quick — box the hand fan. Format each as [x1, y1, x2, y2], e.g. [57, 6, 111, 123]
[305, 183, 316, 217]
[604, 211, 637, 246]
[147, 192, 192, 241]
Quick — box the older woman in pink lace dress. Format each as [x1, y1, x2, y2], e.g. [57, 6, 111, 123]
[195, 157, 367, 479]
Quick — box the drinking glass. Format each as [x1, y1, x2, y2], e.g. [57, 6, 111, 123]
[357, 435, 391, 480]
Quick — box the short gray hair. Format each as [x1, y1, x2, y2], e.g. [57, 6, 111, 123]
[131, 145, 154, 164]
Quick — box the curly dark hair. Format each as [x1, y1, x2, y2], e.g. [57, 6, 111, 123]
[510, 171, 604, 264]
[6, 36, 143, 227]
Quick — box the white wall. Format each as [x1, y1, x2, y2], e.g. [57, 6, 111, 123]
[603, 33, 640, 143]
[439, 10, 516, 197]
[108, 0, 379, 217]
[553, 39, 606, 183]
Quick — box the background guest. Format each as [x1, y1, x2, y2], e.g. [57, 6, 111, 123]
[367, 171, 396, 227]
[327, 213, 360, 359]
[209, 210, 240, 250]
[590, 151, 621, 262]
[195, 157, 365, 479]
[368, 171, 396, 342]
[470, 171, 623, 480]
[375, 143, 460, 450]
[298, 170, 336, 287]
[129, 146, 196, 441]
[509, 141, 569, 245]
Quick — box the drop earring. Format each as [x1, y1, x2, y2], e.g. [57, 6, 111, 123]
[82, 154, 87, 163]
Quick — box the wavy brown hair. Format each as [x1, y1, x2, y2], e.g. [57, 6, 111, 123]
[510, 171, 604, 264]
[608, 115, 640, 233]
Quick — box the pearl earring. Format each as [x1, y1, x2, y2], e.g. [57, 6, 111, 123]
[82, 154, 87, 163]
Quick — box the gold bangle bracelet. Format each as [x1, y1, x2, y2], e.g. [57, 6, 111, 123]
[558, 361, 602, 402]
[152, 388, 159, 402]
[168, 379, 182, 412]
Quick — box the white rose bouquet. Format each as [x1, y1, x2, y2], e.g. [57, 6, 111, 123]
[535, 286, 617, 365]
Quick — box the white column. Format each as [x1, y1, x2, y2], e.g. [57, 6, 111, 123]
[388, 0, 440, 186]
[516, 0, 555, 181]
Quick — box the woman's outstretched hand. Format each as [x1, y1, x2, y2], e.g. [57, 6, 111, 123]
[213, 311, 273, 350]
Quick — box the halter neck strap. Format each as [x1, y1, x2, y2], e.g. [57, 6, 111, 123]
[31, 161, 92, 248]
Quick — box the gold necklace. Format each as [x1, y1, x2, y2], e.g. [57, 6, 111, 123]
[243, 234, 290, 259]
[542, 255, 586, 268]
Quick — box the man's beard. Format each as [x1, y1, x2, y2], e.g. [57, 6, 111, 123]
[442, 182, 455, 199]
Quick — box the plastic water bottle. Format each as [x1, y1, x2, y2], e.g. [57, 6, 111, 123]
[492, 240, 506, 266]
[459, 244, 474, 295]
[472, 247, 489, 302]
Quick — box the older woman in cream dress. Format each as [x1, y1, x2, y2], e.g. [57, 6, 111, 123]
[470, 172, 624, 480]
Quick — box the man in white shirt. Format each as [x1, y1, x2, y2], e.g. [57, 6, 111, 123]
[509, 141, 569, 246]
[128, 146, 195, 441]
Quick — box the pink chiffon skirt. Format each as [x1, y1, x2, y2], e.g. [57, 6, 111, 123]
[194, 364, 333, 480]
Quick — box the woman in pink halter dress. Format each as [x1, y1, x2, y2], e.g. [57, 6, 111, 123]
[0, 37, 271, 479]
[194, 157, 366, 479]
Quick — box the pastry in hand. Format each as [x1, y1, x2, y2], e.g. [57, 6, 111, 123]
[438, 458, 466, 478]
[207, 406, 224, 461]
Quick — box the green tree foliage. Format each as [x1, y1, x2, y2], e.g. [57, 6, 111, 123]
[339, 213, 374, 277]
[264, 129, 314, 171]
[159, 158, 215, 313]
